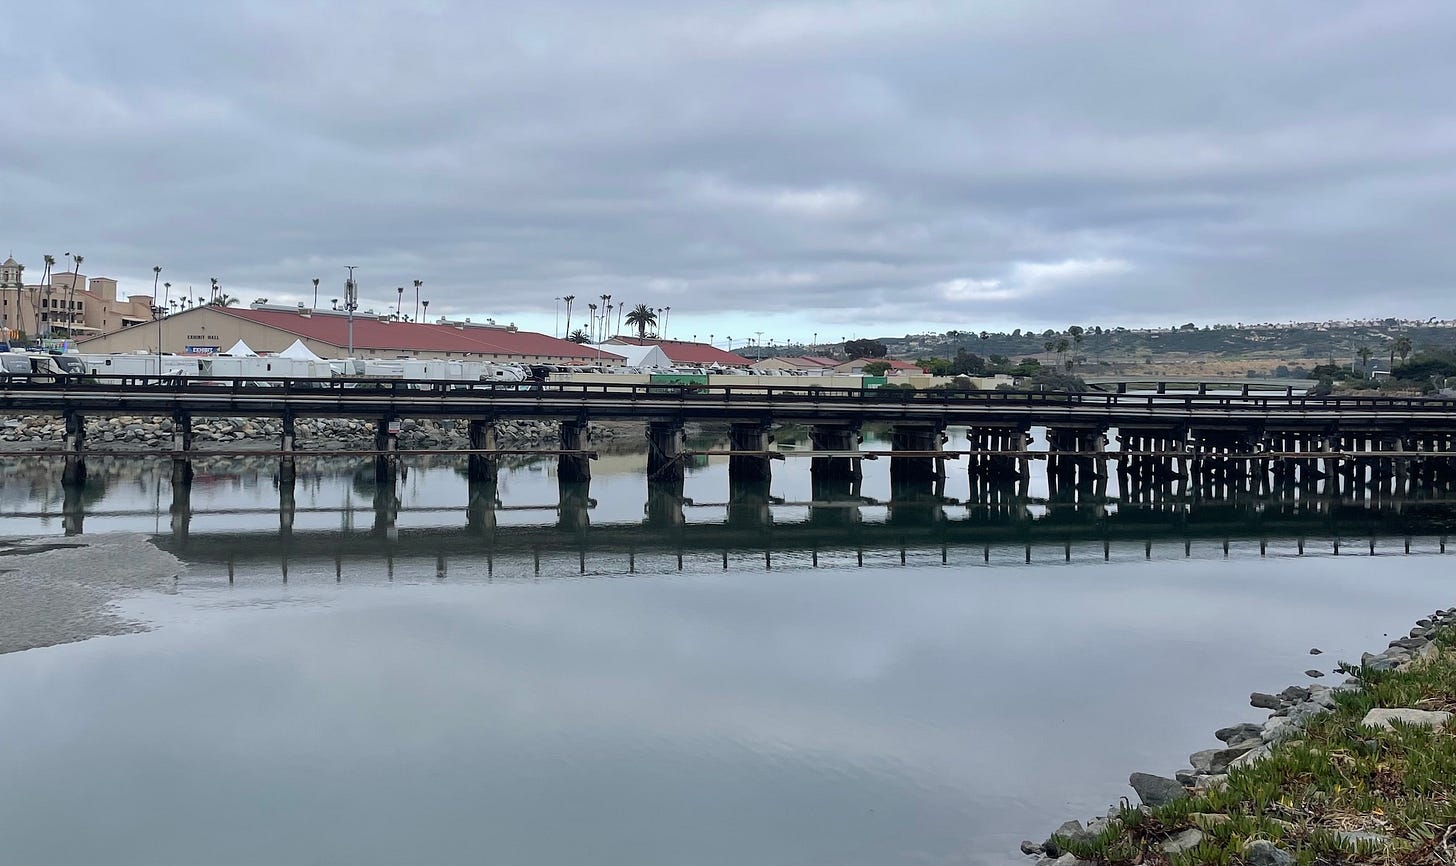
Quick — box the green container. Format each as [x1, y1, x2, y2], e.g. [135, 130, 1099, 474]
[862, 376, 888, 388]
[649, 373, 710, 386]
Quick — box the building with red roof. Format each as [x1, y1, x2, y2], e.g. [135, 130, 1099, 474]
[604, 336, 750, 367]
[78, 303, 624, 364]
[834, 357, 926, 376]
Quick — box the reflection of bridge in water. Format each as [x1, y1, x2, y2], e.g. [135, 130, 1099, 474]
[28, 453, 1450, 570]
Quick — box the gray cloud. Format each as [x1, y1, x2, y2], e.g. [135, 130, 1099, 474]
[3, 1, 1454, 339]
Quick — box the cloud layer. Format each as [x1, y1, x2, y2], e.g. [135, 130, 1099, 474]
[4, 1, 1454, 340]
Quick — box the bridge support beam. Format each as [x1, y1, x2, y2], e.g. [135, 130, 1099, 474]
[558, 419, 592, 483]
[170, 411, 194, 489]
[810, 424, 862, 484]
[61, 410, 86, 487]
[889, 423, 945, 486]
[728, 421, 774, 483]
[647, 421, 686, 483]
[467, 419, 498, 483]
[375, 416, 399, 482]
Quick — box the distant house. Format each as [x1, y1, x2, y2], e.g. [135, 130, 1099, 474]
[604, 336, 750, 367]
[834, 357, 925, 376]
[749, 355, 840, 375]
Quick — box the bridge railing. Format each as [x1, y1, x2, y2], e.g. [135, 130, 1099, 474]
[2, 373, 1455, 414]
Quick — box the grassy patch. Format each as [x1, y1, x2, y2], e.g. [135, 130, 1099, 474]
[1054, 630, 1456, 864]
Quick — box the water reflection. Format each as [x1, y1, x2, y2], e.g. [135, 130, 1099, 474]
[6, 451, 1456, 573]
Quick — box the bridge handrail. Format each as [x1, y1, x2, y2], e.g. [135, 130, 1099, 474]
[2, 373, 1455, 413]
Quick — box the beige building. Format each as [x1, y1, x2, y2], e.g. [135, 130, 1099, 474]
[0, 257, 154, 339]
[78, 302, 625, 364]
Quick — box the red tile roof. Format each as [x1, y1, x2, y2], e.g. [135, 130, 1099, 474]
[212, 308, 622, 360]
[606, 337, 750, 366]
[838, 357, 925, 370]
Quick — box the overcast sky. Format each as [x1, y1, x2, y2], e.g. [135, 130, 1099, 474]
[4, 1, 1454, 345]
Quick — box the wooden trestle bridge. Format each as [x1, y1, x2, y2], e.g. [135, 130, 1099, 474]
[5, 376, 1456, 500]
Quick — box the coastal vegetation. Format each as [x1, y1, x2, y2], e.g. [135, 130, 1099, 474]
[1040, 620, 1456, 865]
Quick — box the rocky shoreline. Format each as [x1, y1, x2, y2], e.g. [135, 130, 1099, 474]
[1024, 607, 1456, 863]
[0, 414, 627, 451]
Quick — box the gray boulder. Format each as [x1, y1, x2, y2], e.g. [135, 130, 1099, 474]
[1360, 708, 1452, 731]
[1161, 828, 1203, 855]
[1250, 692, 1282, 709]
[1214, 723, 1262, 743]
[1190, 743, 1259, 774]
[1243, 839, 1295, 866]
[1129, 772, 1187, 806]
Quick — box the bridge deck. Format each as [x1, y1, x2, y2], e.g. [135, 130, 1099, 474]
[3, 376, 1456, 431]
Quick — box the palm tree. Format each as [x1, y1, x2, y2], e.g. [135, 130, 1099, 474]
[588, 302, 598, 341]
[68, 254, 84, 331]
[1056, 338, 1072, 369]
[413, 279, 422, 321]
[29, 255, 55, 338]
[1394, 335, 1413, 369]
[209, 277, 219, 303]
[598, 294, 610, 340]
[662, 306, 670, 338]
[567, 328, 590, 344]
[421, 299, 430, 321]
[562, 294, 575, 339]
[605, 304, 614, 339]
[1356, 346, 1374, 377]
[624, 303, 658, 339]
[312, 277, 320, 310]
[211, 293, 239, 307]
[396, 286, 404, 319]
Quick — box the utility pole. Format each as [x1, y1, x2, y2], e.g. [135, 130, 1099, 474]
[344, 266, 358, 357]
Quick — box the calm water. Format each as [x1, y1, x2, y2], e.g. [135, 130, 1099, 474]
[2, 428, 1455, 865]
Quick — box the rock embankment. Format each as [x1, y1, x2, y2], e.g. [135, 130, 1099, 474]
[1024, 607, 1456, 864]
[0, 415, 619, 450]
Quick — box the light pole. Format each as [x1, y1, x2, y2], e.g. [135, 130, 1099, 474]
[344, 266, 358, 357]
[152, 267, 162, 364]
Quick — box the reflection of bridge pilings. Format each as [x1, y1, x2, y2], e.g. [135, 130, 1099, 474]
[558, 479, 592, 532]
[170, 468, 192, 543]
[887, 476, 946, 526]
[645, 477, 686, 528]
[466, 476, 499, 535]
[727, 476, 774, 529]
[62, 483, 86, 536]
[809, 474, 863, 527]
[278, 463, 296, 538]
[372, 475, 399, 539]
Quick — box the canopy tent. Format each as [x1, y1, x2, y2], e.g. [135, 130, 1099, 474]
[277, 339, 324, 361]
[590, 343, 671, 369]
[223, 339, 258, 356]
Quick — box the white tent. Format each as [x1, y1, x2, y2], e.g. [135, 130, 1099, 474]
[277, 339, 324, 361]
[224, 339, 258, 357]
[592, 343, 671, 369]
